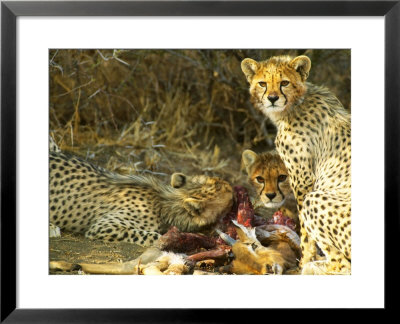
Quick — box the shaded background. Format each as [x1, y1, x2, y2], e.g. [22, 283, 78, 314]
[49, 49, 350, 183]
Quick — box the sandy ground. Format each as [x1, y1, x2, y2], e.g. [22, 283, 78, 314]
[49, 233, 146, 275]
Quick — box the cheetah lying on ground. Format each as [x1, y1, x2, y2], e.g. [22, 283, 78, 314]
[242, 55, 351, 274]
[49, 149, 233, 246]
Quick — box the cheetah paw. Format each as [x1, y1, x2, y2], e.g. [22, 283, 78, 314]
[301, 261, 328, 275]
[301, 260, 351, 275]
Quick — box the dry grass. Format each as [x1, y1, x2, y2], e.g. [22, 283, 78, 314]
[50, 49, 350, 183]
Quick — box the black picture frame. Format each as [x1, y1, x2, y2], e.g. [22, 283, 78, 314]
[1, 0, 398, 321]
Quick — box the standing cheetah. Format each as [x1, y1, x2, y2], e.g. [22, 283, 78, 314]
[50, 150, 233, 246]
[241, 55, 351, 274]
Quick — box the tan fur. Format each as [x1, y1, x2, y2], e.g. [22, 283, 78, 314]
[241, 56, 310, 124]
[231, 224, 297, 275]
[242, 149, 299, 231]
[242, 55, 351, 274]
[50, 151, 233, 246]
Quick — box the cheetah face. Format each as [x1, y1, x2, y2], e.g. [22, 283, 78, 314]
[242, 150, 293, 209]
[241, 55, 311, 116]
[170, 173, 234, 231]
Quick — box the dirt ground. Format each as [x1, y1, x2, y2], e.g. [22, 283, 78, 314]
[50, 232, 147, 275]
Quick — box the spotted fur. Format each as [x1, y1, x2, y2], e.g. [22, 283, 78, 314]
[242, 55, 351, 274]
[242, 149, 299, 229]
[49, 151, 233, 246]
[242, 150, 292, 209]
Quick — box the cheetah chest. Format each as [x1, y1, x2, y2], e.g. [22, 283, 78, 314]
[275, 130, 315, 192]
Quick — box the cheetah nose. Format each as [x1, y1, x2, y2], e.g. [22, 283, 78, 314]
[265, 192, 277, 200]
[267, 95, 279, 104]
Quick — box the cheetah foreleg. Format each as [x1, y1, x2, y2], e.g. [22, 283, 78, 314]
[300, 192, 351, 274]
[298, 218, 318, 268]
[304, 244, 351, 275]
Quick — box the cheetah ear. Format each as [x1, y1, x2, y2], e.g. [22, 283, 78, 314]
[242, 150, 259, 174]
[171, 173, 187, 188]
[241, 58, 260, 83]
[290, 55, 311, 81]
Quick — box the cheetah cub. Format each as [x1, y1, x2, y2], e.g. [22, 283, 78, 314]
[242, 149, 299, 230]
[242, 55, 351, 274]
[50, 151, 233, 246]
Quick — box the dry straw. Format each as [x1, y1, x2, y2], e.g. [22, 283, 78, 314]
[50, 49, 350, 183]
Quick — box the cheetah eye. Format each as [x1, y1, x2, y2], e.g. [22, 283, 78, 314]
[256, 176, 265, 183]
[278, 175, 287, 182]
[281, 80, 290, 86]
[258, 82, 267, 88]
